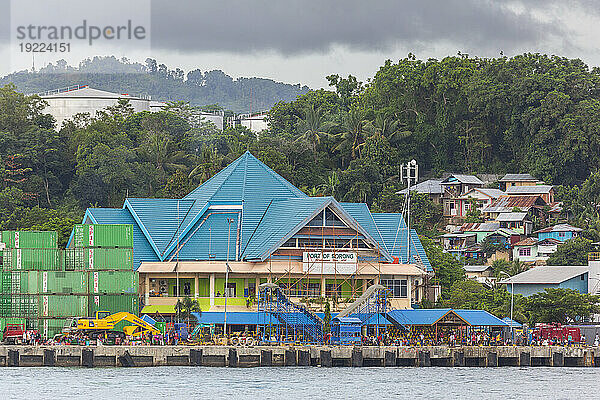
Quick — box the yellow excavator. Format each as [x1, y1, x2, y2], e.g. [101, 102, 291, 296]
[64, 311, 161, 339]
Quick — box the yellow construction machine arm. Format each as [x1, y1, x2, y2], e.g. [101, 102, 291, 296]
[106, 312, 161, 336]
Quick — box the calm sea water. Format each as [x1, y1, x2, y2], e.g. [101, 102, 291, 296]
[0, 366, 598, 399]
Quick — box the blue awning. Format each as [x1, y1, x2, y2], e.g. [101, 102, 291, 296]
[501, 317, 522, 328]
[386, 309, 508, 327]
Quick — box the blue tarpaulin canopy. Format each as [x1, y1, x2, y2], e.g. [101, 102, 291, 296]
[387, 309, 508, 327]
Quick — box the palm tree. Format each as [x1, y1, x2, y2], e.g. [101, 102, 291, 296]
[319, 170, 340, 197]
[189, 146, 222, 183]
[366, 113, 411, 141]
[334, 108, 367, 159]
[183, 296, 201, 327]
[140, 131, 188, 175]
[295, 105, 335, 161]
[176, 296, 201, 327]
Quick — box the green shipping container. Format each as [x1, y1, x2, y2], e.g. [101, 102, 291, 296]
[0, 271, 10, 293]
[64, 248, 133, 271]
[0, 295, 11, 317]
[1, 249, 62, 271]
[9, 271, 39, 294]
[39, 295, 88, 318]
[10, 295, 38, 317]
[88, 294, 138, 316]
[0, 318, 26, 340]
[89, 271, 138, 294]
[1, 231, 57, 249]
[72, 224, 133, 248]
[39, 271, 89, 294]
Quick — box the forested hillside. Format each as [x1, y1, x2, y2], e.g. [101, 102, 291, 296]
[3, 52, 600, 248]
[0, 56, 309, 113]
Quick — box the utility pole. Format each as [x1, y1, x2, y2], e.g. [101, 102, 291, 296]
[400, 160, 419, 263]
[223, 218, 234, 337]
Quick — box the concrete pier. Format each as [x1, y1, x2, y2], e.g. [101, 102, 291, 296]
[0, 345, 597, 368]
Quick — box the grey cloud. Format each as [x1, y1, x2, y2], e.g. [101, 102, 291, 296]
[149, 0, 566, 55]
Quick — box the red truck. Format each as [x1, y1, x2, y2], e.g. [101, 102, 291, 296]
[2, 323, 26, 344]
[532, 324, 581, 343]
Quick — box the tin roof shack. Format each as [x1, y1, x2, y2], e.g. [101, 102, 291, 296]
[500, 266, 589, 297]
[441, 232, 476, 259]
[397, 179, 444, 204]
[457, 188, 506, 218]
[499, 174, 540, 191]
[482, 195, 547, 221]
[534, 224, 582, 243]
[506, 185, 555, 204]
[495, 212, 532, 235]
[458, 221, 500, 243]
[440, 174, 484, 223]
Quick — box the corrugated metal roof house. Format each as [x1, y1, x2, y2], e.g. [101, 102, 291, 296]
[78, 152, 431, 272]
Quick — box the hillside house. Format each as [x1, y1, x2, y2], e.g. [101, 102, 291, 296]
[534, 224, 582, 242]
[495, 212, 532, 235]
[458, 221, 501, 243]
[463, 265, 495, 286]
[457, 188, 506, 216]
[506, 185, 555, 204]
[499, 173, 540, 191]
[513, 237, 562, 264]
[500, 266, 589, 297]
[482, 195, 547, 220]
[440, 174, 484, 221]
[397, 179, 444, 204]
[441, 232, 477, 258]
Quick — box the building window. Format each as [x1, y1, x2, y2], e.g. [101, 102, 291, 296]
[281, 238, 297, 248]
[519, 248, 531, 257]
[325, 283, 342, 297]
[183, 282, 191, 296]
[325, 208, 345, 227]
[225, 282, 236, 297]
[298, 238, 323, 248]
[559, 232, 565, 237]
[381, 279, 407, 298]
[307, 283, 321, 296]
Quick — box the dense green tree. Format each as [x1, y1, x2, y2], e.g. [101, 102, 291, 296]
[526, 288, 599, 324]
[546, 237, 594, 266]
[419, 236, 465, 297]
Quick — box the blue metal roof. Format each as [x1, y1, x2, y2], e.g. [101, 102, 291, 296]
[387, 309, 508, 327]
[501, 317, 522, 328]
[453, 309, 509, 327]
[371, 213, 432, 271]
[387, 309, 450, 326]
[169, 212, 239, 261]
[242, 197, 329, 259]
[125, 198, 195, 258]
[81, 152, 431, 269]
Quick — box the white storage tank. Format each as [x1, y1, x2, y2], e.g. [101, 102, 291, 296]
[40, 85, 151, 128]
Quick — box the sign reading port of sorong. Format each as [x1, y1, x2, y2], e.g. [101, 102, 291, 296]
[302, 252, 357, 275]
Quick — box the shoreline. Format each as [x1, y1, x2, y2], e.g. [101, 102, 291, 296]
[0, 345, 598, 368]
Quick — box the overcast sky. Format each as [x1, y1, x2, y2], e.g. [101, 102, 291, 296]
[1, 0, 600, 88]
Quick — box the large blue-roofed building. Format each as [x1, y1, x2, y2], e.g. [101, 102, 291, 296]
[78, 152, 432, 314]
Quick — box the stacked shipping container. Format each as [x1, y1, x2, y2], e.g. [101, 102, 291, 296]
[0, 226, 138, 339]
